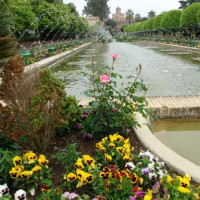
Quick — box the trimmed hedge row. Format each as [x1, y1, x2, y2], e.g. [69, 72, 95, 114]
[125, 3, 200, 38]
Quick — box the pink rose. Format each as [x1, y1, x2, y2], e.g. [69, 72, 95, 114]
[112, 53, 118, 60]
[100, 74, 110, 83]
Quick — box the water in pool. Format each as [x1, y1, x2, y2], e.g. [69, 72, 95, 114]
[152, 118, 200, 165]
[52, 41, 200, 98]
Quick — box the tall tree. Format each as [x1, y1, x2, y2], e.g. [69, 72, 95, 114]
[125, 9, 134, 25]
[179, 0, 200, 9]
[148, 10, 156, 19]
[0, 0, 15, 60]
[83, 0, 110, 20]
[135, 13, 142, 22]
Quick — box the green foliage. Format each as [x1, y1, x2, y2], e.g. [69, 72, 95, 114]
[55, 95, 82, 136]
[83, 0, 110, 20]
[10, 0, 38, 38]
[0, 0, 15, 59]
[180, 3, 200, 28]
[106, 19, 117, 28]
[53, 143, 80, 173]
[36, 189, 62, 200]
[153, 12, 166, 30]
[0, 150, 18, 183]
[0, 135, 19, 151]
[6, 0, 88, 41]
[81, 57, 148, 138]
[28, 69, 69, 151]
[160, 10, 182, 29]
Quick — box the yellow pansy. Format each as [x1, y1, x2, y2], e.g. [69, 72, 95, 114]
[20, 171, 32, 180]
[123, 153, 131, 162]
[85, 173, 94, 183]
[66, 173, 77, 182]
[9, 168, 20, 179]
[32, 166, 42, 174]
[178, 186, 191, 194]
[38, 155, 49, 166]
[144, 195, 152, 200]
[105, 154, 112, 162]
[184, 174, 191, 181]
[108, 143, 115, 148]
[167, 175, 173, 184]
[13, 156, 22, 166]
[177, 176, 190, 188]
[15, 165, 24, 173]
[116, 147, 124, 154]
[130, 173, 138, 184]
[74, 158, 84, 169]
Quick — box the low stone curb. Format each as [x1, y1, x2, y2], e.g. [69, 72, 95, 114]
[134, 112, 200, 183]
[25, 42, 93, 72]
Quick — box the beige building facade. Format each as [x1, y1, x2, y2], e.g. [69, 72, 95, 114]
[112, 7, 134, 28]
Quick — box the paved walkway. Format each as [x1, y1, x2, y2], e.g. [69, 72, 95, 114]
[146, 96, 200, 118]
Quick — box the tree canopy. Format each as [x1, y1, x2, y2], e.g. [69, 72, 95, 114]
[83, 0, 110, 20]
[179, 0, 200, 9]
[126, 9, 134, 25]
[0, 0, 15, 59]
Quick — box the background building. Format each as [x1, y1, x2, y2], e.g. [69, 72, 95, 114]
[112, 7, 134, 28]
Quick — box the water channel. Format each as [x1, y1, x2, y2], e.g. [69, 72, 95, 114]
[52, 41, 200, 98]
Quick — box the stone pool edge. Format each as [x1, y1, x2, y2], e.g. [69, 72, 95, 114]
[25, 42, 93, 71]
[134, 112, 200, 183]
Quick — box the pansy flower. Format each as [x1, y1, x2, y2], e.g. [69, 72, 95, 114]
[13, 156, 22, 166]
[20, 171, 32, 180]
[9, 168, 20, 179]
[66, 173, 77, 182]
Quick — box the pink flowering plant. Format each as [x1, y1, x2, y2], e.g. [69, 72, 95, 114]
[81, 54, 148, 138]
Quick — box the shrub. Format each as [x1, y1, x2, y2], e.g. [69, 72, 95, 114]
[1, 67, 80, 152]
[153, 12, 166, 30]
[160, 10, 182, 29]
[80, 54, 148, 139]
[0, 55, 25, 99]
[180, 3, 200, 28]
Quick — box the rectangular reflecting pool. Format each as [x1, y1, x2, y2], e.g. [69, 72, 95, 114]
[152, 118, 200, 166]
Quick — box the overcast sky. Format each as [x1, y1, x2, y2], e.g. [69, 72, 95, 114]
[64, 0, 180, 17]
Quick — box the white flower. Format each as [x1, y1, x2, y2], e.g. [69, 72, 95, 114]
[148, 162, 155, 170]
[149, 172, 157, 180]
[30, 188, 35, 196]
[125, 162, 135, 170]
[14, 189, 26, 200]
[158, 170, 165, 177]
[0, 184, 9, 196]
[149, 154, 155, 162]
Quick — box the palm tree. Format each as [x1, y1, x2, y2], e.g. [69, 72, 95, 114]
[126, 9, 134, 25]
[148, 10, 156, 19]
[0, 0, 15, 60]
[135, 13, 142, 22]
[179, 0, 200, 9]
